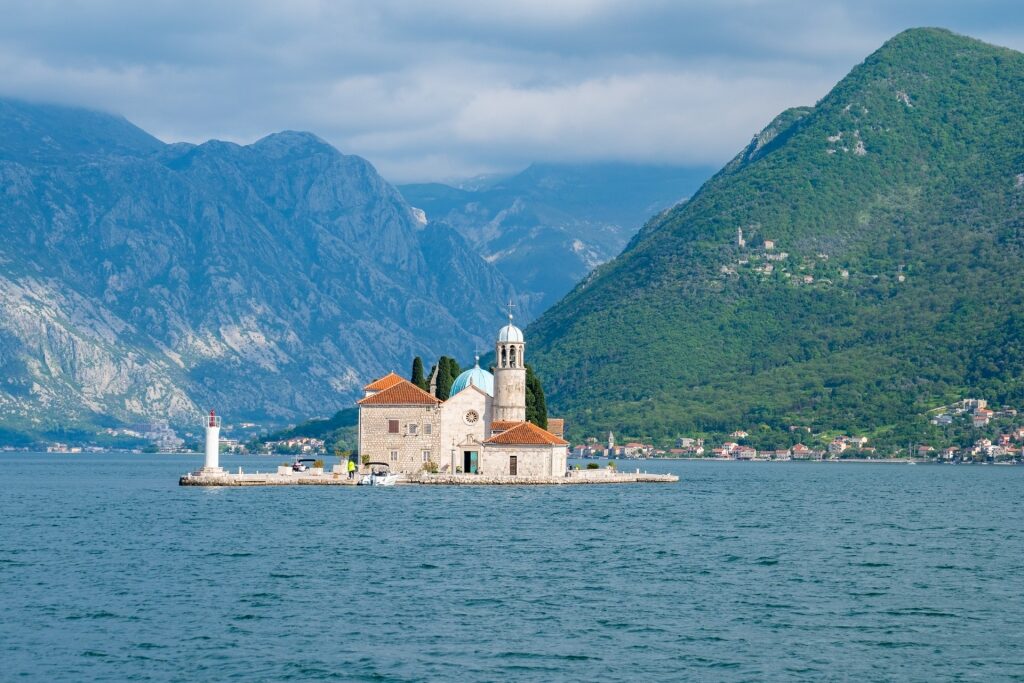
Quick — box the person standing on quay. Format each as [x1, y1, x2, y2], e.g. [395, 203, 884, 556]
[347, 457, 357, 480]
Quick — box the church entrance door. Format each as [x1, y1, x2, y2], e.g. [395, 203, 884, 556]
[463, 450, 478, 474]
[509, 455, 517, 476]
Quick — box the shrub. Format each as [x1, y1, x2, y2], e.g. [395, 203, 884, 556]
[586, 462, 600, 469]
[313, 459, 324, 469]
[422, 460, 439, 473]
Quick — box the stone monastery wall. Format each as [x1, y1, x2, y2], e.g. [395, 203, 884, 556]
[359, 404, 441, 474]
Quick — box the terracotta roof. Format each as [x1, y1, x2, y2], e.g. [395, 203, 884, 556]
[490, 420, 520, 432]
[363, 372, 405, 392]
[357, 379, 440, 406]
[547, 418, 564, 436]
[484, 421, 568, 446]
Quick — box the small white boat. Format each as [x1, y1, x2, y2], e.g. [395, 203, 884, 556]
[292, 458, 315, 472]
[358, 462, 399, 486]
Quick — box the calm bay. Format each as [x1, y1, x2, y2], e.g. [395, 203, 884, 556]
[2, 453, 1022, 681]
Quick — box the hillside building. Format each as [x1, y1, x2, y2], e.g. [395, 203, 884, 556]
[357, 313, 568, 477]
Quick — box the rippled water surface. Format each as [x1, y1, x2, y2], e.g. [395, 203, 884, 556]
[2, 454, 1024, 681]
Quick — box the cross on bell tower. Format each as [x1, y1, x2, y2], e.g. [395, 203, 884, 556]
[505, 298, 516, 322]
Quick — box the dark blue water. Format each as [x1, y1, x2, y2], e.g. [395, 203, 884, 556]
[2, 454, 1023, 681]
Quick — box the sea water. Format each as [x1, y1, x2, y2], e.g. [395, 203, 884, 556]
[1, 453, 1022, 681]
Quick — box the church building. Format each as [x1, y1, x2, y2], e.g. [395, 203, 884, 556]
[356, 313, 568, 477]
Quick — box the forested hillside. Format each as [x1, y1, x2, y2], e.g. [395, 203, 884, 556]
[527, 28, 1024, 449]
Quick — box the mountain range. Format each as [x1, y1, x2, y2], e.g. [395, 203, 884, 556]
[0, 98, 526, 438]
[526, 28, 1024, 448]
[398, 163, 712, 310]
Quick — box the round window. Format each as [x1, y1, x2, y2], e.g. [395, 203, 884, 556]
[464, 410, 479, 425]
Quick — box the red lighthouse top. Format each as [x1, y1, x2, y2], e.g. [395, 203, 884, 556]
[208, 409, 217, 427]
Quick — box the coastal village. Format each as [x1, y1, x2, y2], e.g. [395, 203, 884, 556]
[572, 398, 1024, 463]
[40, 392, 1024, 466]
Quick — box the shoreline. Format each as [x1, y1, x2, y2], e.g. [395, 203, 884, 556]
[179, 468, 679, 487]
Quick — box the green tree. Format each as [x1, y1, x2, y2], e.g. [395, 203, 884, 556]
[436, 357, 454, 400]
[525, 364, 548, 429]
[411, 356, 427, 390]
[434, 355, 463, 400]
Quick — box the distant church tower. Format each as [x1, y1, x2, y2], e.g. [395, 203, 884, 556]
[493, 303, 526, 422]
[608, 431, 615, 449]
[737, 227, 746, 248]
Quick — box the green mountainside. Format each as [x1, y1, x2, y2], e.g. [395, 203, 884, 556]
[527, 28, 1024, 449]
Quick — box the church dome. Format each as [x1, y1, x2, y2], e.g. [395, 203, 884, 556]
[450, 361, 494, 397]
[497, 321, 524, 343]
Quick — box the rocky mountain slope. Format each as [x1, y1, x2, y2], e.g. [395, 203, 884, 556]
[526, 28, 1024, 448]
[0, 98, 523, 436]
[399, 163, 712, 310]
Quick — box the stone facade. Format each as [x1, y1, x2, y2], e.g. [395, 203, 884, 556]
[493, 319, 526, 422]
[437, 384, 491, 473]
[493, 365, 526, 422]
[357, 403, 441, 474]
[479, 444, 567, 477]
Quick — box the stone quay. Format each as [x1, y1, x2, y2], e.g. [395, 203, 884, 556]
[179, 464, 678, 487]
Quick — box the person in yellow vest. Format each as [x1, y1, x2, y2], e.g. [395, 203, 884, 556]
[347, 457, 357, 480]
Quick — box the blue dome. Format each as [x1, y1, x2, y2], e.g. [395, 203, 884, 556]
[450, 362, 494, 397]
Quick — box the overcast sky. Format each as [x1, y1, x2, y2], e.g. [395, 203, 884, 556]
[0, 1, 1021, 182]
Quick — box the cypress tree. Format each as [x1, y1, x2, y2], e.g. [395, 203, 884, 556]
[525, 364, 548, 429]
[448, 357, 463, 379]
[411, 356, 426, 390]
[436, 357, 453, 400]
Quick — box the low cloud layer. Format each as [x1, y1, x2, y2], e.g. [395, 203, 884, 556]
[0, 1, 1020, 181]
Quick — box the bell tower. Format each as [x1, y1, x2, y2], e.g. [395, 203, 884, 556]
[493, 302, 526, 422]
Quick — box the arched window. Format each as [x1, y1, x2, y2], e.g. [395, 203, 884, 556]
[510, 346, 517, 367]
[501, 346, 507, 367]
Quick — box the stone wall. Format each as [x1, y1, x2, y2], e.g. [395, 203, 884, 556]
[492, 365, 526, 422]
[479, 444, 567, 477]
[358, 403, 441, 475]
[438, 386, 491, 473]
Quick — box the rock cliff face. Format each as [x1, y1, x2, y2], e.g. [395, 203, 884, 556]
[0, 98, 524, 432]
[399, 162, 712, 311]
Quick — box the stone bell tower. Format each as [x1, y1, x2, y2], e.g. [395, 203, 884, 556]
[493, 303, 526, 422]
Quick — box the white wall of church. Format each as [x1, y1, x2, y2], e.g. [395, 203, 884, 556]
[480, 444, 568, 477]
[438, 386, 491, 473]
[358, 404, 441, 475]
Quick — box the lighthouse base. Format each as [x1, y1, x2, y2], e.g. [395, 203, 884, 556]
[196, 466, 226, 476]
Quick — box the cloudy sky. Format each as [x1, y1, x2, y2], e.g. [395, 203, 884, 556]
[0, 1, 1021, 181]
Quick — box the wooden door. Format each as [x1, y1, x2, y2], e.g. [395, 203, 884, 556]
[509, 455, 517, 476]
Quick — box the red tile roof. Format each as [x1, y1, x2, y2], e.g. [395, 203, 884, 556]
[357, 379, 440, 406]
[363, 372, 405, 392]
[484, 421, 568, 446]
[490, 420, 520, 432]
[547, 418, 565, 437]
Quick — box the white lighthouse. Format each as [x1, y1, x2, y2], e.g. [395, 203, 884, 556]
[201, 409, 224, 475]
